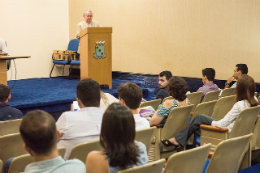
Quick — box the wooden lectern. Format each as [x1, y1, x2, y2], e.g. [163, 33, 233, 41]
[79, 27, 112, 89]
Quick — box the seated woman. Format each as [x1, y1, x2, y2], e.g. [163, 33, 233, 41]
[161, 74, 258, 147]
[85, 103, 148, 173]
[151, 76, 190, 127]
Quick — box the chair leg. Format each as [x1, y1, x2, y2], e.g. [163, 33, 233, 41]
[49, 64, 55, 77]
[62, 64, 65, 77]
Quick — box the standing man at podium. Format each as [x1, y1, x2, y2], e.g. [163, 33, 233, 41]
[76, 10, 102, 39]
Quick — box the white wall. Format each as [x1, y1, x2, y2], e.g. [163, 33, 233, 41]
[0, 0, 69, 80]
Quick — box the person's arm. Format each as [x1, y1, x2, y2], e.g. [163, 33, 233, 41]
[211, 102, 240, 129]
[151, 100, 175, 125]
[85, 151, 109, 173]
[56, 113, 68, 140]
[224, 76, 234, 89]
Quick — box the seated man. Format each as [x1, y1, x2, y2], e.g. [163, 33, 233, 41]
[0, 84, 23, 120]
[56, 79, 104, 160]
[197, 68, 218, 99]
[225, 64, 248, 88]
[155, 71, 172, 101]
[117, 82, 150, 130]
[20, 110, 86, 173]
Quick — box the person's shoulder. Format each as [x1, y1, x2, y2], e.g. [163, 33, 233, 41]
[77, 20, 86, 26]
[61, 159, 86, 172]
[135, 141, 146, 150]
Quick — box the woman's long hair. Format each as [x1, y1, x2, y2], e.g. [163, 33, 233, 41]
[235, 74, 257, 107]
[167, 76, 188, 101]
[100, 103, 139, 168]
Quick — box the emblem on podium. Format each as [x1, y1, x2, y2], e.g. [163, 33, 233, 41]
[93, 41, 107, 59]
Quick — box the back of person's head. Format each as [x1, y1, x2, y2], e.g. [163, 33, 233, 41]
[20, 110, 57, 155]
[236, 74, 257, 107]
[0, 84, 10, 103]
[167, 77, 188, 101]
[117, 82, 142, 109]
[236, 64, 248, 74]
[100, 103, 138, 168]
[159, 71, 172, 80]
[77, 78, 100, 107]
[202, 68, 215, 81]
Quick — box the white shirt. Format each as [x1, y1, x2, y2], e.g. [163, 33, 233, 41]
[231, 82, 237, 88]
[0, 37, 8, 54]
[56, 107, 104, 160]
[100, 93, 119, 111]
[211, 100, 251, 132]
[133, 114, 150, 131]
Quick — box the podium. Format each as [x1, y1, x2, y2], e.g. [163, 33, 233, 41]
[79, 27, 112, 89]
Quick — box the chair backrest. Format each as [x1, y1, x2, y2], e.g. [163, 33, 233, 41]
[117, 159, 166, 173]
[8, 147, 66, 173]
[211, 95, 236, 120]
[252, 117, 260, 150]
[162, 96, 173, 103]
[220, 88, 236, 98]
[201, 90, 221, 103]
[189, 100, 217, 124]
[0, 160, 2, 173]
[140, 99, 161, 110]
[0, 133, 27, 163]
[68, 140, 103, 163]
[206, 134, 252, 173]
[135, 127, 156, 153]
[161, 105, 193, 140]
[0, 119, 22, 136]
[67, 39, 80, 52]
[229, 106, 260, 139]
[258, 96, 260, 105]
[164, 143, 211, 173]
[186, 91, 203, 112]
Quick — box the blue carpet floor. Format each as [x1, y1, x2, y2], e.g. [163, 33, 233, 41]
[238, 163, 260, 173]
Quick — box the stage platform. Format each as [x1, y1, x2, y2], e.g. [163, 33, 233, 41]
[7, 72, 260, 120]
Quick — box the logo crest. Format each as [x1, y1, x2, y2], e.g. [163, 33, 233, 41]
[93, 41, 107, 59]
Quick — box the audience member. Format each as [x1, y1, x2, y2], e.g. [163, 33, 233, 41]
[117, 82, 150, 130]
[225, 64, 248, 89]
[21, 110, 86, 173]
[162, 74, 257, 148]
[56, 79, 104, 160]
[0, 84, 23, 120]
[0, 37, 8, 54]
[155, 71, 172, 101]
[151, 77, 190, 127]
[197, 68, 218, 100]
[85, 103, 148, 173]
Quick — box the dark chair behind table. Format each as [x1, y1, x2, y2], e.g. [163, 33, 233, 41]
[50, 39, 80, 78]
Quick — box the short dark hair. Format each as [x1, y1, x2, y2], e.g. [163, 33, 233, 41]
[202, 68, 215, 81]
[77, 78, 100, 107]
[117, 82, 142, 109]
[100, 103, 139, 168]
[167, 77, 188, 101]
[20, 110, 57, 155]
[159, 71, 172, 80]
[0, 84, 10, 102]
[236, 64, 248, 74]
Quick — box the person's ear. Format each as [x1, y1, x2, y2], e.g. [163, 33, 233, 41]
[8, 94, 11, 100]
[238, 71, 242, 76]
[57, 130, 61, 141]
[24, 143, 33, 156]
[77, 98, 84, 108]
[119, 98, 126, 105]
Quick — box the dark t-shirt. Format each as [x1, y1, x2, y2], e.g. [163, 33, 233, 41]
[0, 103, 23, 121]
[155, 88, 169, 102]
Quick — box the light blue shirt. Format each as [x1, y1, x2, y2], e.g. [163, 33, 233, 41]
[24, 156, 86, 173]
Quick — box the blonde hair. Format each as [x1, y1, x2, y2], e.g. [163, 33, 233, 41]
[101, 91, 109, 106]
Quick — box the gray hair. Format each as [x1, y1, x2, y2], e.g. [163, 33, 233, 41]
[83, 10, 92, 16]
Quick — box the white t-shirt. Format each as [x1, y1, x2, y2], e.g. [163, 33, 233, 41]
[0, 37, 8, 54]
[56, 107, 104, 160]
[133, 114, 150, 131]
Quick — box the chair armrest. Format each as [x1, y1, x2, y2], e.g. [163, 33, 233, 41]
[150, 123, 161, 128]
[190, 112, 194, 116]
[200, 125, 228, 132]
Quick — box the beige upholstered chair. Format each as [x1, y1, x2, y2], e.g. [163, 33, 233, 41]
[0, 119, 22, 136]
[164, 143, 211, 173]
[200, 106, 260, 169]
[140, 99, 161, 110]
[252, 116, 260, 151]
[186, 100, 217, 145]
[211, 95, 236, 120]
[219, 88, 236, 98]
[258, 95, 260, 105]
[117, 159, 166, 173]
[7, 147, 66, 173]
[68, 140, 102, 163]
[0, 160, 2, 173]
[201, 90, 221, 103]
[186, 91, 203, 112]
[162, 96, 173, 103]
[136, 127, 156, 153]
[0, 133, 27, 164]
[154, 105, 193, 160]
[205, 134, 252, 173]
